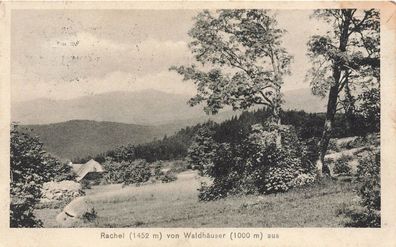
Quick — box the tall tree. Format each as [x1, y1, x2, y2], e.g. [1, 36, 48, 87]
[10, 125, 74, 227]
[170, 10, 292, 123]
[306, 9, 380, 177]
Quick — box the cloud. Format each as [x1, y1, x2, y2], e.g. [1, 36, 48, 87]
[12, 70, 196, 102]
[47, 31, 130, 52]
[11, 10, 324, 103]
[13, 31, 191, 86]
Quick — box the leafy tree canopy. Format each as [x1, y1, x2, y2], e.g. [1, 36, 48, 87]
[171, 10, 292, 121]
[306, 9, 379, 100]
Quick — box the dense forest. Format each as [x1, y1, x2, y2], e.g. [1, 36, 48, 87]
[76, 108, 378, 164]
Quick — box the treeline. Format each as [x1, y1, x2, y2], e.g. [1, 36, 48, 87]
[75, 108, 378, 164]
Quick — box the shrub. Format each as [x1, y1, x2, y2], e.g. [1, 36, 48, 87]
[43, 155, 75, 182]
[153, 166, 177, 183]
[160, 172, 177, 183]
[327, 139, 340, 153]
[263, 165, 296, 193]
[102, 159, 151, 185]
[198, 181, 229, 201]
[122, 159, 151, 186]
[290, 173, 316, 187]
[153, 165, 163, 180]
[169, 160, 190, 173]
[342, 150, 380, 227]
[82, 207, 98, 223]
[302, 137, 320, 172]
[197, 123, 312, 200]
[340, 134, 380, 150]
[245, 124, 308, 194]
[102, 158, 128, 183]
[357, 88, 380, 133]
[161, 172, 177, 183]
[339, 137, 363, 150]
[333, 154, 353, 175]
[356, 151, 380, 211]
[187, 124, 218, 175]
[342, 205, 380, 227]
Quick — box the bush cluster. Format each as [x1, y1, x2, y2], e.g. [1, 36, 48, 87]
[333, 154, 353, 176]
[198, 181, 229, 201]
[186, 123, 218, 175]
[327, 139, 340, 153]
[339, 134, 380, 150]
[153, 166, 177, 183]
[102, 159, 151, 186]
[339, 137, 364, 150]
[191, 123, 316, 201]
[123, 159, 152, 186]
[290, 173, 316, 187]
[342, 150, 380, 227]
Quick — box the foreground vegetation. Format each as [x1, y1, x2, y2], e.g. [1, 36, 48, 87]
[13, 121, 379, 228]
[35, 171, 357, 228]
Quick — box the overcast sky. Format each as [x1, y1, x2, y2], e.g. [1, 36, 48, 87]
[11, 9, 326, 102]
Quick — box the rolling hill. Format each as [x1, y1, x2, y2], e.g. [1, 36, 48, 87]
[19, 120, 174, 161]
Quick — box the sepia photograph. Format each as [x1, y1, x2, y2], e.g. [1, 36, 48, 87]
[1, 2, 396, 246]
[8, 7, 383, 229]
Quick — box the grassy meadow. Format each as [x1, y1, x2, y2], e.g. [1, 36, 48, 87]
[35, 170, 357, 228]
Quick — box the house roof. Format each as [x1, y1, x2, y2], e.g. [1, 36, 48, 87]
[70, 159, 105, 181]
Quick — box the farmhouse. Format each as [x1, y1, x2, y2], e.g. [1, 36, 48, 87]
[69, 159, 105, 181]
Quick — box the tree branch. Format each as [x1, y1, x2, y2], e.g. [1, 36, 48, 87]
[259, 91, 274, 107]
[348, 10, 370, 36]
[338, 70, 350, 93]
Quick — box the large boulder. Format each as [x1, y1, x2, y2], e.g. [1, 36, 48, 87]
[56, 196, 96, 227]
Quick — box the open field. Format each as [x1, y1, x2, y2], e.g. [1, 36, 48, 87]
[35, 170, 357, 228]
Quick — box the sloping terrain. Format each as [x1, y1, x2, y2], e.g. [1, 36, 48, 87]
[20, 120, 171, 160]
[35, 170, 355, 228]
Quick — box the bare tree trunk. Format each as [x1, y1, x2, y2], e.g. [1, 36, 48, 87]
[343, 82, 356, 135]
[316, 9, 352, 178]
[272, 106, 282, 147]
[272, 103, 281, 125]
[316, 84, 339, 177]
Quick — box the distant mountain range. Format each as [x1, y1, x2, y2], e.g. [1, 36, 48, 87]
[283, 88, 327, 113]
[12, 88, 326, 125]
[14, 88, 326, 160]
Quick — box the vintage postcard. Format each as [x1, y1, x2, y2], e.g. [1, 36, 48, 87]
[0, 1, 395, 246]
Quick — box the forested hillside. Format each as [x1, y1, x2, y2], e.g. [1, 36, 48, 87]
[85, 108, 377, 164]
[20, 120, 172, 160]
